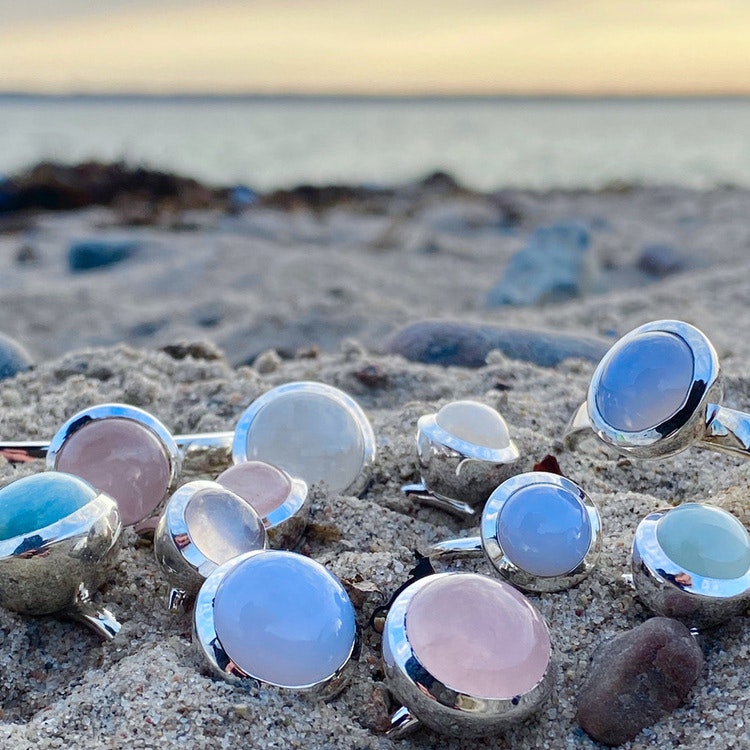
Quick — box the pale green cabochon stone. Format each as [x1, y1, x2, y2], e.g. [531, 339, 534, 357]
[656, 503, 750, 580]
[0, 472, 98, 542]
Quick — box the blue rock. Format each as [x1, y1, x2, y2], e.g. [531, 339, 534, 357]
[68, 240, 141, 273]
[637, 244, 688, 278]
[387, 320, 609, 368]
[486, 222, 591, 307]
[0, 333, 33, 380]
[227, 185, 257, 214]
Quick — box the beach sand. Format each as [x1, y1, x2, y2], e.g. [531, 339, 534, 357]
[0, 184, 748, 749]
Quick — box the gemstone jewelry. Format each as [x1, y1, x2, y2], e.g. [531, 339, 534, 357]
[194, 549, 359, 698]
[429, 471, 601, 592]
[231, 381, 376, 496]
[632, 502, 750, 628]
[382, 572, 554, 737]
[154, 480, 268, 610]
[564, 319, 750, 461]
[402, 400, 520, 516]
[215, 460, 308, 548]
[0, 472, 122, 639]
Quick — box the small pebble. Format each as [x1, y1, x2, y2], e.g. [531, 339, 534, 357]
[637, 243, 689, 278]
[0, 333, 33, 380]
[68, 239, 141, 272]
[577, 617, 703, 746]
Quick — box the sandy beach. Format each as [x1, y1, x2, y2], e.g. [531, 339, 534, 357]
[0, 181, 749, 749]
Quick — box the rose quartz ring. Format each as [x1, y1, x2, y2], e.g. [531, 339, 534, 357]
[0, 472, 122, 639]
[154, 480, 268, 610]
[430, 472, 601, 592]
[402, 400, 520, 516]
[194, 549, 359, 697]
[231, 381, 376, 496]
[382, 572, 554, 737]
[47, 404, 181, 527]
[215, 460, 309, 548]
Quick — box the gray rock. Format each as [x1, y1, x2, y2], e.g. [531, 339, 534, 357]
[577, 617, 703, 747]
[68, 240, 141, 273]
[637, 244, 689, 278]
[486, 221, 591, 306]
[387, 320, 609, 368]
[0, 333, 33, 380]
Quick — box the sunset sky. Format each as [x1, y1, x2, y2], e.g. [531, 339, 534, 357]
[1, 0, 749, 95]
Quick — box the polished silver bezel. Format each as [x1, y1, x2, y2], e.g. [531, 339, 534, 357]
[194, 549, 359, 698]
[0, 475, 122, 637]
[632, 506, 750, 628]
[586, 320, 722, 459]
[416, 410, 520, 509]
[231, 381, 376, 496]
[47, 403, 182, 522]
[154, 480, 268, 605]
[217, 462, 309, 549]
[382, 572, 555, 737]
[480, 472, 601, 593]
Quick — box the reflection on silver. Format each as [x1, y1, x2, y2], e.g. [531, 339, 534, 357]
[564, 320, 750, 461]
[403, 405, 520, 518]
[382, 573, 555, 738]
[429, 472, 601, 593]
[632, 508, 750, 629]
[0, 479, 123, 640]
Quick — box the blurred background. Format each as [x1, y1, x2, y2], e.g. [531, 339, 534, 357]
[2, 0, 750, 191]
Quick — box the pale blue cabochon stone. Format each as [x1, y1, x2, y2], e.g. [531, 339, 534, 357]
[496, 483, 592, 577]
[0, 472, 98, 542]
[656, 503, 750, 580]
[213, 550, 357, 687]
[595, 331, 695, 432]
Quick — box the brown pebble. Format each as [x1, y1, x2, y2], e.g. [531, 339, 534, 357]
[577, 617, 703, 746]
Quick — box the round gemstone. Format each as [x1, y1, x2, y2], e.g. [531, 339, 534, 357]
[216, 461, 292, 521]
[213, 551, 356, 687]
[435, 401, 510, 449]
[496, 483, 592, 577]
[405, 574, 550, 700]
[184, 486, 266, 565]
[657, 503, 750, 579]
[244, 390, 365, 493]
[595, 331, 694, 432]
[55, 417, 172, 526]
[0, 473, 98, 542]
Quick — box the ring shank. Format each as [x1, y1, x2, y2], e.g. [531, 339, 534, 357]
[564, 402, 750, 460]
[0, 431, 234, 463]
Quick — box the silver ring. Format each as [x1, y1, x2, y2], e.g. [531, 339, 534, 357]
[232, 381, 376, 496]
[382, 572, 555, 738]
[402, 400, 520, 517]
[194, 549, 359, 698]
[429, 472, 601, 592]
[0, 472, 122, 639]
[46, 403, 182, 527]
[632, 502, 750, 629]
[153, 480, 268, 611]
[564, 319, 750, 461]
[215, 460, 309, 548]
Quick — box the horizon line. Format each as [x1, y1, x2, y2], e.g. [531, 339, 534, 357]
[2, 91, 750, 103]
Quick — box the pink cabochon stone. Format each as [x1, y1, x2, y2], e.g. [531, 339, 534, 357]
[406, 574, 551, 700]
[216, 461, 292, 521]
[55, 417, 171, 526]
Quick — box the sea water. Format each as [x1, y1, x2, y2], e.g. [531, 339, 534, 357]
[1, 95, 749, 191]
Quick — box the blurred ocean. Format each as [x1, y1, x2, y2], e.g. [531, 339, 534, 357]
[2, 95, 750, 191]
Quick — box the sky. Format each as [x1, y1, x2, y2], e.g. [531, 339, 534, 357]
[1, 0, 749, 96]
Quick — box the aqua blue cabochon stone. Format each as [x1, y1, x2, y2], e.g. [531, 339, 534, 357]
[0, 472, 99, 543]
[595, 331, 694, 432]
[497, 483, 592, 577]
[656, 503, 750, 580]
[213, 550, 357, 687]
